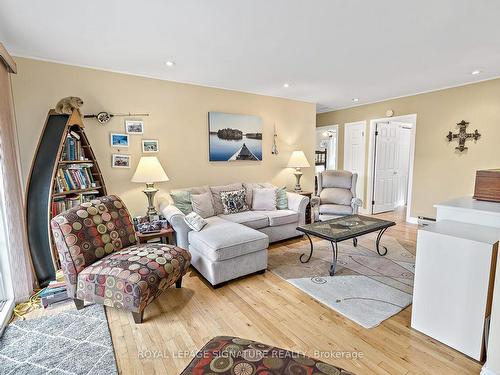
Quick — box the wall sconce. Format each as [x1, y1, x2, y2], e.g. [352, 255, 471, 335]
[271, 124, 279, 155]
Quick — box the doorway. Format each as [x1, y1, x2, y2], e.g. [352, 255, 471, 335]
[367, 114, 417, 222]
[315, 125, 338, 172]
[344, 121, 366, 201]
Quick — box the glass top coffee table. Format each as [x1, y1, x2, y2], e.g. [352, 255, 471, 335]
[296, 215, 396, 276]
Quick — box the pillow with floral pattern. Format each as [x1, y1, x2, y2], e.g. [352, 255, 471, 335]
[220, 189, 248, 215]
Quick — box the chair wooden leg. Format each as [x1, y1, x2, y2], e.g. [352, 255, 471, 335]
[176, 277, 182, 288]
[132, 311, 144, 324]
[74, 298, 85, 310]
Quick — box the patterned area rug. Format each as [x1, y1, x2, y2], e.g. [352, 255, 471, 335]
[269, 232, 415, 328]
[0, 303, 117, 375]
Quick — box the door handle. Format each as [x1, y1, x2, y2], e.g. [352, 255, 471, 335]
[393, 171, 398, 175]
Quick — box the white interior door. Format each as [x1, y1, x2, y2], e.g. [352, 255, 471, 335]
[372, 122, 399, 214]
[396, 126, 412, 206]
[344, 121, 366, 199]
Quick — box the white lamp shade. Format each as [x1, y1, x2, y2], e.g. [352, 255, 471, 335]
[287, 151, 310, 168]
[131, 156, 169, 183]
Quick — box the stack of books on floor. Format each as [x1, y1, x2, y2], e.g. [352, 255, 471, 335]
[55, 163, 96, 193]
[40, 270, 69, 308]
[61, 130, 86, 161]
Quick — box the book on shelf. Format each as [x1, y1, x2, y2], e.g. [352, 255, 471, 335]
[61, 131, 88, 162]
[51, 191, 100, 216]
[55, 163, 96, 193]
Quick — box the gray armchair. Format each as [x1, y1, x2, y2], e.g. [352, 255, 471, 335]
[312, 170, 362, 221]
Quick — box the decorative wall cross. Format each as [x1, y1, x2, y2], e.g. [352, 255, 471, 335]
[446, 120, 481, 152]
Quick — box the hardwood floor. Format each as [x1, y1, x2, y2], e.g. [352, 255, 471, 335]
[22, 207, 481, 374]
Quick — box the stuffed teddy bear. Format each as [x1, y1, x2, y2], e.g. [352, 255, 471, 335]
[55, 97, 84, 117]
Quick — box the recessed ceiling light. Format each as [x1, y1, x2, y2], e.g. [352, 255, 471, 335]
[283, 83, 289, 88]
[165, 61, 175, 67]
[471, 70, 480, 75]
[352, 98, 359, 102]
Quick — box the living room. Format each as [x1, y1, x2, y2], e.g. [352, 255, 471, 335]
[1, 1, 500, 375]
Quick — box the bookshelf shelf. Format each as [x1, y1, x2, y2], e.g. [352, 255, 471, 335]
[26, 109, 107, 287]
[52, 186, 103, 197]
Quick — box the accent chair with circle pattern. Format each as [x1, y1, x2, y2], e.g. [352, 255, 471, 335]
[50, 195, 191, 323]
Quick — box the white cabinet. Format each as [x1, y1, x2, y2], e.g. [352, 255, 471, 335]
[412, 220, 498, 360]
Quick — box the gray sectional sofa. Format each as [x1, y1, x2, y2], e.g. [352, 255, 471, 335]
[158, 182, 309, 286]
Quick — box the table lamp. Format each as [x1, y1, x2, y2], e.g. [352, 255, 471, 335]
[287, 150, 310, 192]
[131, 156, 169, 218]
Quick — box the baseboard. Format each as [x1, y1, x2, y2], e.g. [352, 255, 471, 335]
[481, 365, 499, 375]
[406, 216, 418, 224]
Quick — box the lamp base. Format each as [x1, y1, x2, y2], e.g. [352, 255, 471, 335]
[293, 168, 303, 192]
[143, 183, 159, 219]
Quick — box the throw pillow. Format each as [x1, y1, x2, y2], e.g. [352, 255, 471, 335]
[210, 183, 244, 214]
[243, 182, 275, 208]
[170, 190, 192, 215]
[184, 212, 207, 231]
[276, 186, 288, 210]
[220, 189, 249, 215]
[191, 192, 215, 218]
[252, 188, 277, 211]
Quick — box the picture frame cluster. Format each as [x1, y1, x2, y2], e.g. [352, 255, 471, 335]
[111, 120, 159, 168]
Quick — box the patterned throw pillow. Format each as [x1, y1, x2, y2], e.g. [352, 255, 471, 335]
[220, 189, 249, 215]
[276, 186, 288, 209]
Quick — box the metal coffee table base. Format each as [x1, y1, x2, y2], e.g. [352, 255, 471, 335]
[299, 227, 389, 276]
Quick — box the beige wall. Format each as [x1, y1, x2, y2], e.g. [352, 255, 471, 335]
[11, 58, 316, 217]
[317, 78, 500, 219]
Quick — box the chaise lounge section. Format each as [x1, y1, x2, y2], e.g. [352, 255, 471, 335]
[159, 182, 309, 286]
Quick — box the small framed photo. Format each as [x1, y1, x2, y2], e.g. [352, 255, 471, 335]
[125, 120, 144, 134]
[112, 154, 131, 168]
[110, 133, 129, 147]
[142, 139, 159, 153]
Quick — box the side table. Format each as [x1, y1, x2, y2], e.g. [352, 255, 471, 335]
[136, 227, 174, 245]
[290, 190, 312, 224]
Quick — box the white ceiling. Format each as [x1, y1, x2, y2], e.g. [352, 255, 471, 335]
[1, 0, 500, 112]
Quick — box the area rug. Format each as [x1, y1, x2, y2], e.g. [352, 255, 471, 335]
[0, 303, 117, 375]
[269, 232, 415, 328]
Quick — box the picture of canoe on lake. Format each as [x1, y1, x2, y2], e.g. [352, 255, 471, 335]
[208, 112, 262, 161]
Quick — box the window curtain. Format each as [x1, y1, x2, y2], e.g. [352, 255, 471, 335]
[0, 43, 34, 302]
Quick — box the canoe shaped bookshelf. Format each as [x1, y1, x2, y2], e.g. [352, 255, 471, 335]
[26, 109, 107, 287]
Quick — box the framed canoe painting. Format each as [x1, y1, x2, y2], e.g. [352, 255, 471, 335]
[208, 112, 262, 161]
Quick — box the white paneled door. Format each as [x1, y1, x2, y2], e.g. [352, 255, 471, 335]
[372, 121, 399, 214]
[344, 121, 366, 200]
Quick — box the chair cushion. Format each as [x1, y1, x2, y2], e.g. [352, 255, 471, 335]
[218, 211, 269, 229]
[180, 336, 354, 375]
[188, 217, 268, 262]
[320, 187, 352, 205]
[255, 209, 299, 226]
[319, 204, 353, 215]
[321, 170, 353, 189]
[76, 243, 191, 313]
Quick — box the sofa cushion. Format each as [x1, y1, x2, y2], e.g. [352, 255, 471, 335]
[188, 216, 268, 262]
[218, 211, 269, 229]
[220, 189, 248, 214]
[191, 192, 215, 218]
[256, 209, 299, 226]
[320, 187, 353, 205]
[243, 182, 274, 208]
[276, 186, 288, 209]
[170, 185, 211, 215]
[210, 183, 244, 214]
[252, 187, 277, 211]
[321, 170, 353, 189]
[319, 204, 353, 215]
